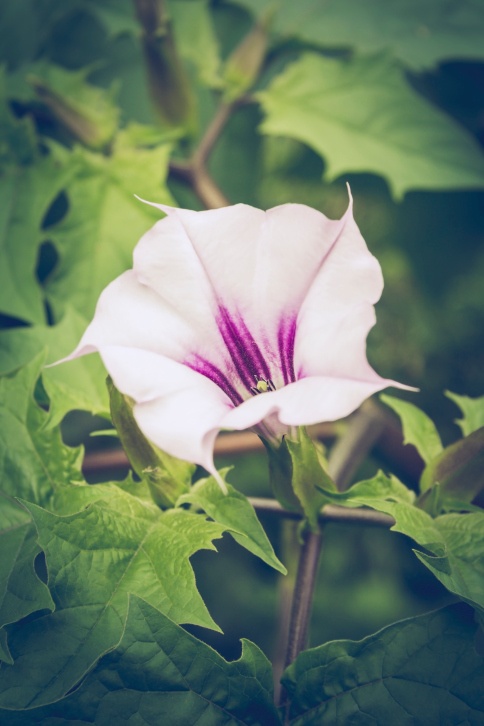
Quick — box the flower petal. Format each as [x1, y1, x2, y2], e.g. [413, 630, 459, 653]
[136, 199, 351, 375]
[295, 194, 384, 378]
[220, 373, 397, 434]
[133, 201, 264, 320]
[98, 345, 232, 476]
[69, 271, 194, 361]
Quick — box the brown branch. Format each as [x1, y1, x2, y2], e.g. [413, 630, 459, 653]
[249, 498, 394, 528]
[82, 423, 336, 475]
[168, 101, 238, 209]
[192, 102, 234, 169]
[191, 168, 230, 209]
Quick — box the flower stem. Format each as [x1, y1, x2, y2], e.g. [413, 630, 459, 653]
[283, 528, 323, 671]
[278, 404, 391, 714]
[169, 101, 238, 209]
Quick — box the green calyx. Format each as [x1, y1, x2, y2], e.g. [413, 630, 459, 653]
[263, 427, 336, 531]
[108, 378, 194, 508]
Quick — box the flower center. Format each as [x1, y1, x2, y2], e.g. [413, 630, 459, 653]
[250, 376, 276, 396]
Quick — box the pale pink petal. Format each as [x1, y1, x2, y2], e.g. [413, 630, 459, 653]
[295, 195, 384, 378]
[250, 202, 347, 321]
[133, 202, 265, 320]
[70, 271, 195, 361]
[220, 374, 396, 434]
[98, 346, 232, 476]
[136, 199, 351, 377]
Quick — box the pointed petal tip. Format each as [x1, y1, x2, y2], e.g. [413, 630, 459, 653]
[344, 181, 354, 215]
[45, 343, 97, 369]
[134, 194, 175, 216]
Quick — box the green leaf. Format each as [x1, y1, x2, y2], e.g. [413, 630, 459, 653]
[320, 473, 484, 613]
[415, 513, 484, 614]
[446, 390, 484, 437]
[258, 53, 484, 199]
[318, 472, 443, 548]
[22, 63, 120, 149]
[419, 426, 484, 507]
[84, 0, 138, 38]
[0, 0, 72, 68]
[381, 394, 443, 466]
[170, 0, 222, 88]
[0, 142, 77, 324]
[0, 596, 281, 724]
[178, 472, 287, 574]
[0, 484, 231, 709]
[234, 0, 484, 70]
[282, 604, 484, 724]
[0, 494, 54, 644]
[0, 68, 37, 166]
[45, 139, 174, 321]
[0, 307, 109, 426]
[0, 353, 83, 505]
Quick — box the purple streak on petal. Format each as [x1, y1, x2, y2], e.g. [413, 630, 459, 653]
[278, 316, 297, 385]
[187, 355, 243, 406]
[217, 306, 271, 391]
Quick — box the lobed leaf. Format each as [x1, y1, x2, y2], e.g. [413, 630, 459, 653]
[0, 353, 83, 505]
[45, 140, 174, 321]
[233, 0, 484, 70]
[258, 53, 484, 199]
[282, 604, 484, 724]
[419, 427, 484, 506]
[415, 513, 484, 614]
[0, 494, 54, 661]
[319, 473, 484, 613]
[178, 473, 287, 574]
[381, 394, 443, 467]
[0, 307, 109, 427]
[446, 390, 484, 437]
[0, 596, 281, 724]
[0, 142, 78, 324]
[0, 483, 231, 709]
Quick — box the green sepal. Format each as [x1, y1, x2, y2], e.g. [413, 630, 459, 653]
[264, 427, 335, 531]
[108, 378, 193, 508]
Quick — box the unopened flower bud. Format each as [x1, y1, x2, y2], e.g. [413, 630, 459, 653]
[29, 70, 118, 150]
[223, 10, 273, 102]
[134, 0, 196, 132]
